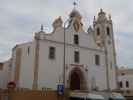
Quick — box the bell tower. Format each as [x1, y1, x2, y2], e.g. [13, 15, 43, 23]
[93, 9, 118, 90]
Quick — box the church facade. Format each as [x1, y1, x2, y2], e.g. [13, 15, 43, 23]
[9, 8, 118, 91]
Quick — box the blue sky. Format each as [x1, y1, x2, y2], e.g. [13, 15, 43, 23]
[0, 0, 133, 68]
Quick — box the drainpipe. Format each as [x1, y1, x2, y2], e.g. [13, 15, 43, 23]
[63, 19, 70, 88]
[111, 25, 119, 90]
[32, 34, 40, 90]
[104, 43, 110, 91]
[102, 24, 110, 91]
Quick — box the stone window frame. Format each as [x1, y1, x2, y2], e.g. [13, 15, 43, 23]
[49, 46, 56, 59]
[74, 34, 79, 45]
[74, 51, 80, 63]
[95, 54, 100, 66]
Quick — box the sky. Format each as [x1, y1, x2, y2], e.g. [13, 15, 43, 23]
[0, 0, 133, 68]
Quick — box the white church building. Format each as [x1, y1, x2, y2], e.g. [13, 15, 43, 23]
[7, 8, 118, 91]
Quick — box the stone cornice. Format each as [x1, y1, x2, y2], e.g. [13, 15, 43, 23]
[38, 38, 104, 53]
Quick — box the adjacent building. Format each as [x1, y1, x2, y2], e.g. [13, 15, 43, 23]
[118, 67, 133, 91]
[118, 67, 133, 99]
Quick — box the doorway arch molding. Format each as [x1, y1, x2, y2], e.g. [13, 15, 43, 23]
[68, 67, 88, 90]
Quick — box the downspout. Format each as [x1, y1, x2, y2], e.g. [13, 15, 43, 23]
[103, 24, 110, 91]
[111, 24, 119, 90]
[32, 36, 40, 90]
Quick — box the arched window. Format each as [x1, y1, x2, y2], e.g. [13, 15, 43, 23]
[97, 28, 100, 36]
[107, 27, 110, 36]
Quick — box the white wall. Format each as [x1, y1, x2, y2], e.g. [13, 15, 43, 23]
[36, 23, 108, 90]
[19, 42, 35, 89]
[0, 60, 11, 89]
[11, 42, 35, 89]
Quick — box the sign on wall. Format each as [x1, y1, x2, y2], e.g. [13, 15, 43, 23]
[57, 84, 64, 95]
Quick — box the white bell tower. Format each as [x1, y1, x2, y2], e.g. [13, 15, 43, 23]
[93, 9, 118, 90]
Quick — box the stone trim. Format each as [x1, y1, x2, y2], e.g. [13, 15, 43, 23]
[39, 39, 104, 53]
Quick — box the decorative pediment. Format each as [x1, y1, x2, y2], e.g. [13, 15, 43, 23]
[73, 19, 80, 32]
[72, 18, 82, 32]
[96, 36, 104, 47]
[52, 16, 63, 30]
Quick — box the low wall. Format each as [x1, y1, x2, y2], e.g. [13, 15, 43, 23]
[0, 90, 63, 100]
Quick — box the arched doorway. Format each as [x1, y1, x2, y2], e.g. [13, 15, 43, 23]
[69, 68, 87, 90]
[70, 71, 80, 90]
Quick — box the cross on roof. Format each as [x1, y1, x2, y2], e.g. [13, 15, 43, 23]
[41, 24, 44, 31]
[73, 1, 77, 8]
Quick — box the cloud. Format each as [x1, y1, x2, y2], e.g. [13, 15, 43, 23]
[0, 0, 133, 67]
[115, 32, 133, 67]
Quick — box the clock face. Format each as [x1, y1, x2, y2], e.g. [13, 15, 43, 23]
[73, 20, 80, 32]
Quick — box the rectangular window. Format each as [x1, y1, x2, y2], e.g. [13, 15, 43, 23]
[110, 62, 112, 69]
[119, 81, 123, 88]
[95, 54, 100, 66]
[74, 34, 79, 45]
[121, 73, 125, 76]
[49, 46, 56, 59]
[97, 28, 100, 36]
[126, 81, 129, 88]
[107, 27, 110, 36]
[0, 63, 3, 70]
[74, 51, 80, 63]
[27, 46, 30, 56]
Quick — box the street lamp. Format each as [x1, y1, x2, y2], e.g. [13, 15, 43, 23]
[63, 19, 70, 88]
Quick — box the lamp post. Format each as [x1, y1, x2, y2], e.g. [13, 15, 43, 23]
[63, 19, 70, 88]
